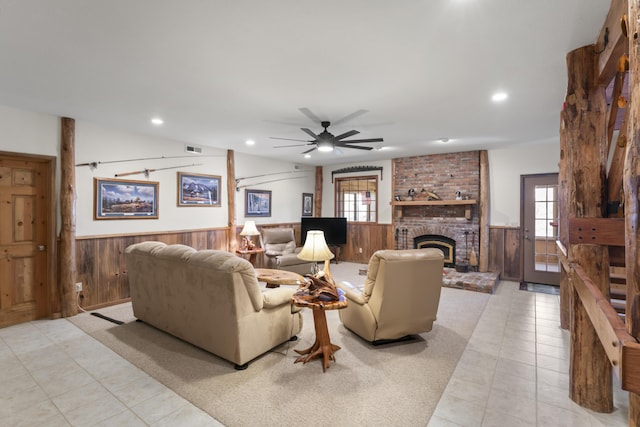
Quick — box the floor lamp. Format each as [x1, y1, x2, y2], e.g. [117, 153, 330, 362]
[297, 230, 335, 281]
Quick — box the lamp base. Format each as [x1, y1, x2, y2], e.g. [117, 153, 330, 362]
[243, 236, 255, 251]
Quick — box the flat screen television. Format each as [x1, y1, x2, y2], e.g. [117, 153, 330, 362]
[301, 217, 347, 245]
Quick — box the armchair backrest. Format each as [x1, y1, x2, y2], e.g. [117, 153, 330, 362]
[365, 249, 444, 339]
[261, 228, 297, 256]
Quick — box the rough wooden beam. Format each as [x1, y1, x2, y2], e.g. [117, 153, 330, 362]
[606, 58, 627, 150]
[568, 217, 625, 246]
[563, 45, 613, 412]
[597, 0, 629, 84]
[226, 150, 236, 252]
[608, 95, 629, 208]
[59, 117, 77, 317]
[479, 150, 490, 272]
[314, 166, 323, 217]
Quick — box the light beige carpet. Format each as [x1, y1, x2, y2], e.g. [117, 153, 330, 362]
[69, 262, 490, 427]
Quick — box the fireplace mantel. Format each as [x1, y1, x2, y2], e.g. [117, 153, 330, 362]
[391, 199, 476, 219]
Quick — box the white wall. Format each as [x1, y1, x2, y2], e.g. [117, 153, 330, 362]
[234, 152, 316, 225]
[0, 104, 316, 237]
[488, 140, 560, 226]
[321, 159, 393, 224]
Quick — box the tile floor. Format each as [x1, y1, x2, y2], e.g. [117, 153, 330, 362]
[429, 280, 629, 427]
[0, 280, 630, 426]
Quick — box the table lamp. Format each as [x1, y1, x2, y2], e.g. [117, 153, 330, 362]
[240, 221, 260, 250]
[297, 230, 335, 276]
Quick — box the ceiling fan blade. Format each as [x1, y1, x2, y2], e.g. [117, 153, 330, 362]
[339, 144, 374, 151]
[333, 130, 360, 141]
[269, 136, 312, 142]
[301, 128, 320, 140]
[340, 138, 384, 143]
[332, 109, 368, 126]
[302, 147, 317, 154]
[273, 143, 313, 148]
[298, 108, 323, 124]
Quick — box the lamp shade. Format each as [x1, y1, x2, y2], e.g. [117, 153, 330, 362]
[297, 230, 335, 262]
[240, 221, 260, 236]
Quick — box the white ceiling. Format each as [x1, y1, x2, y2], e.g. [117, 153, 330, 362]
[0, 1, 609, 166]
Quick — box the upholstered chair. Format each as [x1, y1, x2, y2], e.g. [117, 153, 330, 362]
[336, 248, 444, 345]
[260, 228, 315, 275]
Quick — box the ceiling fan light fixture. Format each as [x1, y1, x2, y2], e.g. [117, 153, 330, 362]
[317, 141, 334, 152]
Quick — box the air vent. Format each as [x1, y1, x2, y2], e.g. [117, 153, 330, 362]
[185, 144, 202, 154]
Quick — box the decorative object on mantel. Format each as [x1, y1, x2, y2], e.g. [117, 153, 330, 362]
[331, 165, 383, 183]
[414, 188, 441, 201]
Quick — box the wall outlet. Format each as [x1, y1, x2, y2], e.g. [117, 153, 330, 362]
[358, 248, 363, 253]
[75, 282, 83, 292]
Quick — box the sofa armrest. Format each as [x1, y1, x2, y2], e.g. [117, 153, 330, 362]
[336, 281, 367, 305]
[262, 287, 297, 308]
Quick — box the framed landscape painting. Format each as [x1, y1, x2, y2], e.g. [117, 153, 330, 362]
[178, 172, 221, 207]
[245, 189, 271, 217]
[94, 178, 159, 219]
[302, 193, 313, 216]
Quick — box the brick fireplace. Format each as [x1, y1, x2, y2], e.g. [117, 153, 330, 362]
[393, 151, 480, 266]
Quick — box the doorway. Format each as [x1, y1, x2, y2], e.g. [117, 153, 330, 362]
[522, 173, 560, 286]
[0, 152, 55, 327]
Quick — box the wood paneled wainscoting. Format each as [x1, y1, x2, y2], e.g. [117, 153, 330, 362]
[341, 223, 395, 263]
[74, 228, 229, 310]
[488, 226, 522, 281]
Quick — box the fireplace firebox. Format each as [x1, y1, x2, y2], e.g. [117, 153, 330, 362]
[414, 235, 456, 267]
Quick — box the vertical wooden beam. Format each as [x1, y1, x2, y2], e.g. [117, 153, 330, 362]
[59, 117, 77, 317]
[560, 106, 573, 330]
[626, 1, 640, 421]
[314, 166, 323, 217]
[479, 150, 490, 272]
[226, 150, 236, 252]
[563, 46, 613, 412]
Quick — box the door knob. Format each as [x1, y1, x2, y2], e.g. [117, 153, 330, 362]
[37, 245, 46, 251]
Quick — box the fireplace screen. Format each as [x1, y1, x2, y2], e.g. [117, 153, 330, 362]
[414, 235, 456, 267]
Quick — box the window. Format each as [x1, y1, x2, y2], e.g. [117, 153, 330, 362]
[335, 176, 377, 223]
[534, 184, 559, 273]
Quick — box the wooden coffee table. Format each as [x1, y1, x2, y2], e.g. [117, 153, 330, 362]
[255, 268, 306, 288]
[291, 291, 348, 372]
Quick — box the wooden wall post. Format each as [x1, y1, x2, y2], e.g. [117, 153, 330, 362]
[479, 150, 490, 272]
[59, 117, 77, 317]
[563, 46, 613, 412]
[314, 166, 323, 217]
[226, 150, 236, 252]
[626, 0, 640, 421]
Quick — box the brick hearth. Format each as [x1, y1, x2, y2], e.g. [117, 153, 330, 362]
[442, 268, 499, 294]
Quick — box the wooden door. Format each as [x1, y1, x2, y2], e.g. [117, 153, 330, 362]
[0, 156, 50, 327]
[522, 173, 560, 285]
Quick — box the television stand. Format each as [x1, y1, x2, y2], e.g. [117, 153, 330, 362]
[328, 245, 341, 264]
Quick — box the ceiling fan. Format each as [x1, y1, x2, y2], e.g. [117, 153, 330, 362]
[271, 120, 384, 154]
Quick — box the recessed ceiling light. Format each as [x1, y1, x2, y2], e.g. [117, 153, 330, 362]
[304, 154, 311, 159]
[151, 117, 164, 125]
[438, 138, 450, 143]
[492, 92, 508, 102]
[245, 139, 255, 146]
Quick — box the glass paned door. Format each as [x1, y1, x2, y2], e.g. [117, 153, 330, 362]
[523, 174, 560, 285]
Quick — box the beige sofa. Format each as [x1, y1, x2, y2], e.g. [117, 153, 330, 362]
[336, 249, 444, 344]
[125, 241, 303, 369]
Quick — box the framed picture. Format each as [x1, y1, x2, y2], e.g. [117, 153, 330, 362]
[177, 172, 221, 207]
[302, 193, 313, 216]
[245, 189, 272, 217]
[94, 178, 159, 220]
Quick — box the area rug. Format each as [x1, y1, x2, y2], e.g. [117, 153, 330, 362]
[69, 262, 489, 427]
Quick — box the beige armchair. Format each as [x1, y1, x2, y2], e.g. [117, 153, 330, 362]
[336, 248, 444, 345]
[260, 228, 315, 275]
